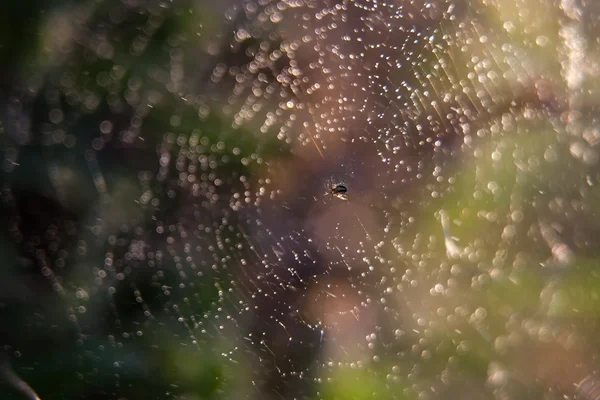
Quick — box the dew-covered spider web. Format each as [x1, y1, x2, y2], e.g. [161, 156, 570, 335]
[2, 0, 600, 399]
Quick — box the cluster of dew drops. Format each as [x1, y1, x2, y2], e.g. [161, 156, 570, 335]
[3, 0, 600, 398]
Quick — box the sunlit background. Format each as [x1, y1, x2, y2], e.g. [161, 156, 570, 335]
[1, 0, 600, 399]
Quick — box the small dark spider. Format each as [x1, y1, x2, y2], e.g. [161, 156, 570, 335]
[329, 184, 348, 200]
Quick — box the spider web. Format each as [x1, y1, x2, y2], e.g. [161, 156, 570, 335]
[2, 0, 600, 399]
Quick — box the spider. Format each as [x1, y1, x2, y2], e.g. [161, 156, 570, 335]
[328, 183, 348, 200]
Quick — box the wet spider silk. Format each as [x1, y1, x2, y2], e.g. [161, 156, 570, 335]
[2, 0, 600, 399]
